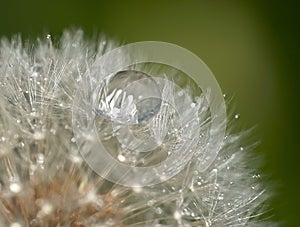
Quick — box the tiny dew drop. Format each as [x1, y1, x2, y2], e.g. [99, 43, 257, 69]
[252, 173, 261, 179]
[190, 102, 196, 108]
[234, 114, 240, 119]
[9, 182, 22, 193]
[177, 91, 183, 96]
[117, 154, 126, 162]
[155, 207, 163, 214]
[147, 199, 155, 206]
[37, 153, 45, 165]
[46, 34, 52, 47]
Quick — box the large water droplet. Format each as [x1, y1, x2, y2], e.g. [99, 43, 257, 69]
[94, 70, 162, 125]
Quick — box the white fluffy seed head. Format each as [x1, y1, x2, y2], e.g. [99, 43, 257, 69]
[0, 30, 276, 226]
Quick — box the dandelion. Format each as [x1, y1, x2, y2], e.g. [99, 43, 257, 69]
[0, 30, 276, 226]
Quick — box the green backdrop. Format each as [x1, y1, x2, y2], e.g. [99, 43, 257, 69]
[0, 1, 299, 226]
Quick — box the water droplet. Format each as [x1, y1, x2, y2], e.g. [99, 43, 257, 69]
[234, 114, 240, 119]
[50, 128, 56, 135]
[178, 91, 183, 96]
[237, 216, 242, 221]
[31, 72, 39, 78]
[218, 193, 224, 200]
[9, 182, 22, 193]
[155, 207, 163, 214]
[252, 173, 261, 179]
[95, 70, 162, 124]
[36, 153, 44, 164]
[117, 154, 126, 162]
[147, 199, 155, 206]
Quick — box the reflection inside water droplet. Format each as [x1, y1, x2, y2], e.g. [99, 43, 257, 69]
[94, 70, 162, 125]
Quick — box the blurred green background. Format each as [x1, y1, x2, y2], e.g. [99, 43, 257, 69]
[0, 0, 299, 226]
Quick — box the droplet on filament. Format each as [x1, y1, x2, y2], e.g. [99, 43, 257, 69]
[94, 70, 162, 125]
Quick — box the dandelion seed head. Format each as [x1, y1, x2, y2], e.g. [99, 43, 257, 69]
[0, 29, 276, 226]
